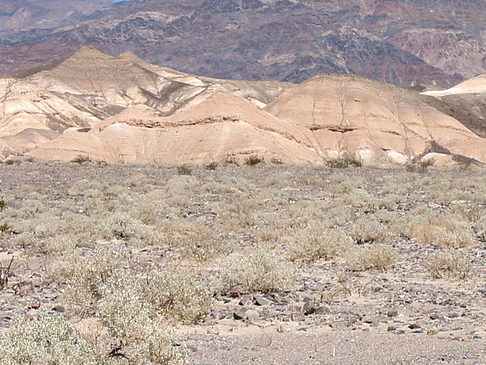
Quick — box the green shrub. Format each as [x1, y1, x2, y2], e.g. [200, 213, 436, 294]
[71, 155, 91, 164]
[0, 198, 5, 210]
[177, 164, 192, 175]
[245, 155, 264, 166]
[0, 222, 9, 233]
[205, 161, 218, 170]
[326, 157, 362, 168]
[405, 159, 434, 172]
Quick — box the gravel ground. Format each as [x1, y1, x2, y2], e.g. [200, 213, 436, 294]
[185, 331, 486, 364]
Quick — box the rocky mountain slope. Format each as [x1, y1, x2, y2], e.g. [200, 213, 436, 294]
[1, 47, 485, 166]
[1, 0, 485, 87]
[0, 0, 113, 37]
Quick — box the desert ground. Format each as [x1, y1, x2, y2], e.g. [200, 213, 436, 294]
[0, 158, 485, 364]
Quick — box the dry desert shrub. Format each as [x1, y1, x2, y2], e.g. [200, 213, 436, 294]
[289, 226, 352, 262]
[177, 222, 230, 261]
[350, 216, 392, 244]
[0, 312, 99, 365]
[395, 209, 476, 248]
[428, 250, 472, 280]
[51, 245, 212, 323]
[345, 244, 399, 272]
[218, 249, 296, 294]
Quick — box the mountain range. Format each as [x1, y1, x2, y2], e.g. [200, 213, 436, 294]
[0, 0, 485, 87]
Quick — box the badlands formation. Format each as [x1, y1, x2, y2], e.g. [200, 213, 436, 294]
[0, 46, 485, 166]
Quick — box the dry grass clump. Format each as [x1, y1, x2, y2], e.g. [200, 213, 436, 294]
[177, 222, 230, 261]
[289, 226, 352, 262]
[219, 249, 296, 294]
[395, 209, 477, 248]
[428, 250, 472, 280]
[350, 216, 392, 244]
[345, 245, 399, 272]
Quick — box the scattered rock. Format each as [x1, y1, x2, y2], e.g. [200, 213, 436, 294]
[239, 295, 253, 306]
[254, 296, 270, 306]
[233, 312, 246, 320]
[52, 305, 65, 313]
[245, 310, 260, 322]
[387, 309, 399, 318]
[291, 312, 305, 322]
[409, 323, 422, 330]
[302, 302, 328, 315]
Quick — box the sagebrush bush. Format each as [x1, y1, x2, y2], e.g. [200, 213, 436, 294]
[0, 312, 98, 365]
[395, 209, 476, 248]
[289, 227, 352, 262]
[345, 245, 399, 272]
[219, 249, 296, 294]
[428, 250, 471, 280]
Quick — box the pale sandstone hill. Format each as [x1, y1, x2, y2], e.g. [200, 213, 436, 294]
[27, 94, 321, 164]
[422, 74, 486, 96]
[2, 48, 486, 166]
[0, 47, 290, 158]
[265, 75, 486, 165]
[421, 75, 486, 138]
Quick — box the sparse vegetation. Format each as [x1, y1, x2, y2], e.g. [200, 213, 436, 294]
[326, 157, 362, 168]
[428, 250, 472, 280]
[219, 249, 296, 294]
[245, 155, 264, 166]
[345, 245, 399, 272]
[205, 161, 218, 170]
[177, 164, 193, 175]
[0, 161, 484, 359]
[405, 158, 435, 172]
[71, 155, 92, 164]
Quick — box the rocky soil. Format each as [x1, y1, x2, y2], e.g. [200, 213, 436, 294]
[0, 160, 485, 363]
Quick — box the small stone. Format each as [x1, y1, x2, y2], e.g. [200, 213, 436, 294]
[314, 306, 330, 315]
[277, 324, 286, 333]
[331, 321, 349, 331]
[408, 323, 421, 330]
[245, 310, 260, 322]
[448, 312, 459, 318]
[254, 296, 270, 306]
[302, 302, 325, 315]
[233, 312, 246, 320]
[427, 329, 439, 335]
[291, 312, 305, 322]
[387, 326, 397, 332]
[239, 295, 253, 306]
[387, 309, 399, 318]
[52, 305, 65, 313]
